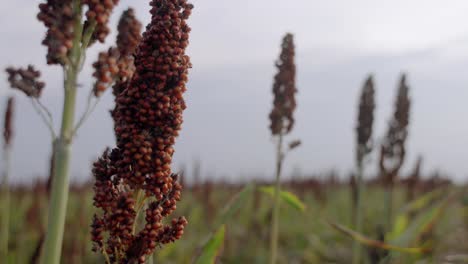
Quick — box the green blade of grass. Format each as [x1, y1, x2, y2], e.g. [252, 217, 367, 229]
[398, 188, 446, 216]
[391, 193, 453, 247]
[388, 188, 448, 240]
[217, 184, 254, 225]
[260, 186, 306, 212]
[194, 225, 225, 264]
[328, 221, 429, 254]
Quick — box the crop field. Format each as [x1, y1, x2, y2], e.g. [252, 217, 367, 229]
[5, 180, 468, 263]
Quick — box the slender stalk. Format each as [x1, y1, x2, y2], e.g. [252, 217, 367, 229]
[352, 162, 364, 264]
[270, 133, 283, 264]
[41, 2, 82, 263]
[41, 73, 78, 264]
[0, 145, 11, 261]
[384, 183, 394, 231]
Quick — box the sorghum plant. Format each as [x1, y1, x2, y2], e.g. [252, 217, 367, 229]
[268, 33, 297, 264]
[91, 1, 193, 263]
[352, 75, 375, 264]
[1, 97, 15, 261]
[6, 1, 119, 263]
[379, 74, 410, 230]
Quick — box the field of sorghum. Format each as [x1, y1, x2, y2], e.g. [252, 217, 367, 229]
[2, 0, 468, 264]
[5, 178, 468, 263]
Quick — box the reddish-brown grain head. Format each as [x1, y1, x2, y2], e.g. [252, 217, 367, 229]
[379, 74, 411, 183]
[37, 0, 75, 64]
[3, 97, 15, 147]
[6, 65, 45, 98]
[83, 0, 120, 44]
[91, 0, 193, 261]
[356, 75, 375, 163]
[269, 33, 297, 135]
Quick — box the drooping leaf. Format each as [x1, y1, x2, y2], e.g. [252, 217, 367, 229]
[388, 215, 409, 240]
[384, 192, 457, 262]
[328, 221, 429, 254]
[397, 188, 446, 216]
[387, 188, 447, 240]
[391, 194, 453, 247]
[260, 186, 306, 212]
[195, 225, 226, 264]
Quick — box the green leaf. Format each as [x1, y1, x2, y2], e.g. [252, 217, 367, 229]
[217, 184, 254, 225]
[387, 188, 447, 240]
[328, 221, 428, 254]
[388, 215, 409, 240]
[195, 225, 226, 264]
[260, 186, 306, 212]
[397, 188, 446, 216]
[391, 194, 452, 247]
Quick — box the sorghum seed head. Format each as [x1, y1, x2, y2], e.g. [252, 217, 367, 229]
[6, 65, 45, 98]
[91, 0, 193, 261]
[92, 8, 142, 97]
[92, 47, 120, 96]
[37, 0, 75, 64]
[117, 8, 142, 58]
[379, 74, 411, 183]
[114, 0, 193, 194]
[83, 0, 120, 44]
[356, 75, 375, 164]
[269, 33, 297, 135]
[3, 97, 15, 147]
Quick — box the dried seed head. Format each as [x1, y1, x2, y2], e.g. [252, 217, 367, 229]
[3, 97, 15, 147]
[83, 0, 120, 44]
[269, 33, 297, 135]
[356, 75, 375, 164]
[6, 65, 45, 98]
[37, 0, 75, 64]
[379, 74, 411, 183]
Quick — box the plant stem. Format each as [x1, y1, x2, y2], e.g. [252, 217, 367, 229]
[0, 145, 11, 261]
[352, 162, 364, 264]
[384, 183, 394, 232]
[270, 133, 283, 264]
[41, 73, 78, 264]
[41, 2, 82, 263]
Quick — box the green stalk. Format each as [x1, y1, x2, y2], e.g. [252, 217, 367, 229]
[384, 183, 394, 232]
[270, 133, 283, 264]
[0, 145, 11, 261]
[41, 75, 78, 264]
[41, 2, 83, 263]
[352, 162, 364, 264]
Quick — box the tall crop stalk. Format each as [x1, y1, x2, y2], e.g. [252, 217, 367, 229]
[270, 132, 284, 264]
[268, 33, 297, 264]
[41, 12, 83, 263]
[6, 0, 120, 262]
[1, 97, 14, 261]
[379, 74, 410, 232]
[352, 76, 375, 264]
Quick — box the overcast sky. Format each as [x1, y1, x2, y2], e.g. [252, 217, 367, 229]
[2, 0, 468, 183]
